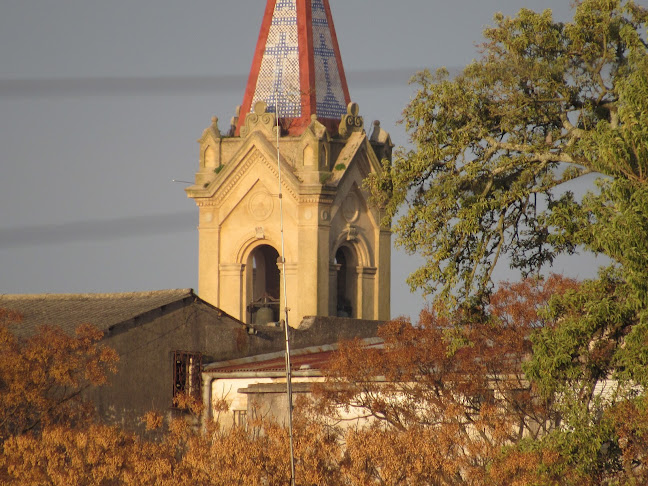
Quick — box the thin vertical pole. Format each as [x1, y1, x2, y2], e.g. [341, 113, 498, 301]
[275, 90, 296, 486]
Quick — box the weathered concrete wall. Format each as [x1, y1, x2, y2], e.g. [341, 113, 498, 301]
[86, 300, 287, 432]
[86, 299, 381, 433]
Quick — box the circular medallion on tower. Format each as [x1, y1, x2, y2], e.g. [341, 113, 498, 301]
[248, 190, 274, 221]
[342, 193, 360, 223]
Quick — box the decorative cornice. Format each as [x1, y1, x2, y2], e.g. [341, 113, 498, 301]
[196, 201, 217, 208]
[213, 150, 263, 206]
[298, 194, 335, 205]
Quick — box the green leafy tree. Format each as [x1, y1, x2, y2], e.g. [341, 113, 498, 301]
[365, 0, 648, 482]
[369, 0, 648, 305]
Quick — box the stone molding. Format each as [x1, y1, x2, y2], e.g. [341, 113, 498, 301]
[298, 195, 335, 205]
[196, 201, 217, 208]
[355, 266, 377, 276]
[211, 148, 299, 206]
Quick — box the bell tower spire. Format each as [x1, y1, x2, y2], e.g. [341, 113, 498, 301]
[187, 0, 393, 327]
[236, 0, 351, 136]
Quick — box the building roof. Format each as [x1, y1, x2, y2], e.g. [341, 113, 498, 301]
[236, 0, 351, 136]
[0, 289, 197, 338]
[204, 337, 383, 374]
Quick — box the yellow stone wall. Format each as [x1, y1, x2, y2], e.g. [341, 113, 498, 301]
[187, 103, 392, 327]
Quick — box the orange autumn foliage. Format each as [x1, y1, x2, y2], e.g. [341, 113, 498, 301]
[0, 406, 344, 485]
[313, 275, 579, 485]
[0, 309, 118, 443]
[14, 275, 647, 485]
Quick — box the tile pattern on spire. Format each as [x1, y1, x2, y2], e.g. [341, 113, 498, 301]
[311, 0, 347, 119]
[251, 0, 301, 118]
[250, 0, 347, 121]
[238, 0, 351, 136]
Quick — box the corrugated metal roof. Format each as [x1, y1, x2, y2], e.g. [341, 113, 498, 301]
[213, 350, 333, 373]
[205, 338, 383, 374]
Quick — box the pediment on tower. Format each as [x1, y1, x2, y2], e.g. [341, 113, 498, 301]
[186, 130, 300, 207]
[218, 179, 280, 229]
[327, 131, 383, 189]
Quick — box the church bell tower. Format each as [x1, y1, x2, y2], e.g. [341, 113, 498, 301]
[186, 0, 392, 327]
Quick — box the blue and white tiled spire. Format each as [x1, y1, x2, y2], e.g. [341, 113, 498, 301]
[311, 0, 347, 119]
[238, 0, 351, 136]
[251, 0, 302, 118]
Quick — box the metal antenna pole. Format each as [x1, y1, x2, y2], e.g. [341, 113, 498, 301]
[275, 89, 296, 486]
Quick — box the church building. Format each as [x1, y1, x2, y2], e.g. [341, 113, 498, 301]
[185, 0, 393, 327]
[0, 0, 393, 432]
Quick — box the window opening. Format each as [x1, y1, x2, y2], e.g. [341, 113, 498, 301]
[233, 410, 248, 429]
[247, 245, 281, 324]
[335, 247, 356, 317]
[173, 351, 202, 407]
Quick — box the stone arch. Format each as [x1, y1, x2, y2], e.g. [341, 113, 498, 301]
[243, 243, 281, 325]
[333, 244, 359, 318]
[330, 229, 377, 319]
[330, 231, 373, 269]
[234, 231, 293, 266]
[204, 145, 217, 168]
[303, 144, 315, 167]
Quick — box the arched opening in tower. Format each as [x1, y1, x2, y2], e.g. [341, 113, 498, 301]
[246, 245, 281, 325]
[335, 246, 358, 318]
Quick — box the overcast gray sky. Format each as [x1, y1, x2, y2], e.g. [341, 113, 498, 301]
[0, 1, 607, 319]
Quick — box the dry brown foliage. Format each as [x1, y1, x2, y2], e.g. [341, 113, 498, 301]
[312, 275, 578, 485]
[10, 276, 639, 485]
[0, 310, 118, 442]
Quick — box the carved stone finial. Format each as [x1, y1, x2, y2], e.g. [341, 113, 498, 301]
[211, 116, 221, 137]
[254, 101, 268, 115]
[200, 116, 221, 141]
[306, 114, 327, 139]
[240, 102, 279, 138]
[370, 119, 392, 145]
[339, 102, 364, 138]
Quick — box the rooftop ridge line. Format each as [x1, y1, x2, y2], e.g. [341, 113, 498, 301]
[0, 288, 194, 301]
